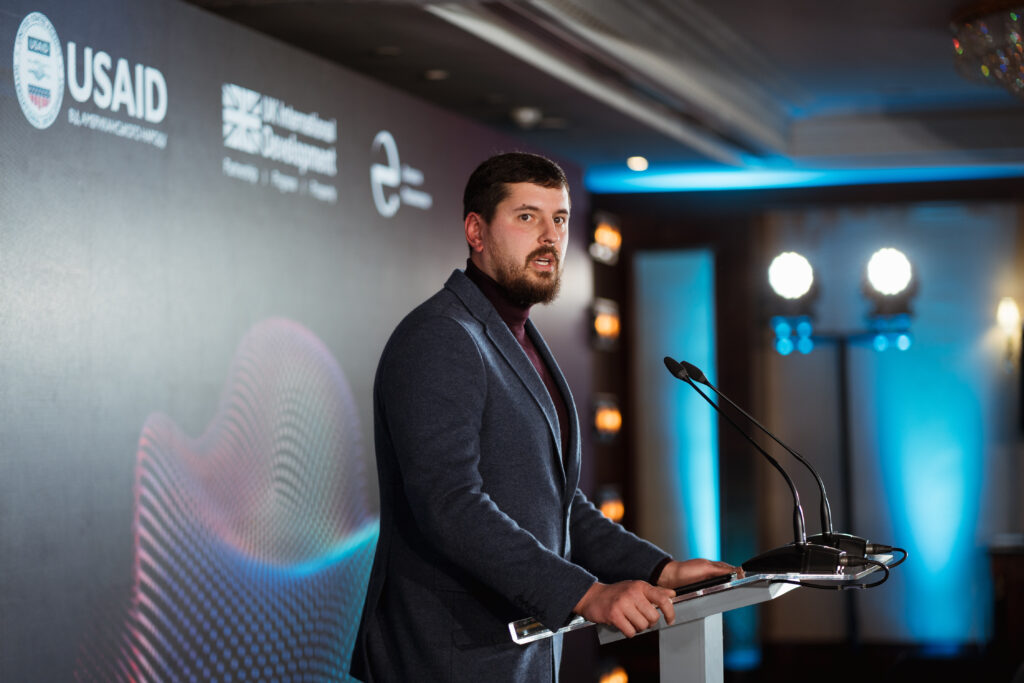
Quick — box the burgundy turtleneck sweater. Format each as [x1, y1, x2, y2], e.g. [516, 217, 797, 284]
[464, 260, 571, 460]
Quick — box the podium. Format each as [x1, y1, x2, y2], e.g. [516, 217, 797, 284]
[509, 557, 894, 683]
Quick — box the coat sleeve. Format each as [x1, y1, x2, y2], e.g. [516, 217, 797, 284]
[377, 314, 596, 630]
[567, 488, 672, 583]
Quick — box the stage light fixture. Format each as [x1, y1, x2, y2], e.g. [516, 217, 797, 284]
[863, 247, 918, 326]
[591, 298, 621, 350]
[593, 394, 622, 442]
[590, 211, 622, 265]
[768, 252, 818, 356]
[768, 251, 814, 300]
[866, 247, 913, 296]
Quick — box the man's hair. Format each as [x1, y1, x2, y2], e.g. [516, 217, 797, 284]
[462, 152, 569, 222]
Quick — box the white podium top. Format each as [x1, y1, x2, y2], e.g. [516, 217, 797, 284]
[509, 554, 893, 645]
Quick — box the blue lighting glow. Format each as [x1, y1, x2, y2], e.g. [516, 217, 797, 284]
[796, 320, 813, 338]
[897, 333, 912, 351]
[724, 647, 761, 671]
[874, 334, 889, 352]
[634, 250, 759, 665]
[774, 319, 792, 338]
[797, 337, 814, 355]
[776, 337, 794, 355]
[586, 163, 1024, 194]
[875, 349, 988, 641]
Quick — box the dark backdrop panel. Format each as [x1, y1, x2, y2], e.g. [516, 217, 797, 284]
[0, 1, 591, 679]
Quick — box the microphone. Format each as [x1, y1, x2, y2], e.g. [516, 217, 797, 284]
[676, 360, 867, 551]
[663, 357, 845, 575]
[668, 358, 906, 568]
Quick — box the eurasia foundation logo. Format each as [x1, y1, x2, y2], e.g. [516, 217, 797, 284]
[13, 11, 65, 129]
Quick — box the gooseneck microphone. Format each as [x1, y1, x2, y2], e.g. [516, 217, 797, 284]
[663, 357, 845, 575]
[665, 357, 906, 572]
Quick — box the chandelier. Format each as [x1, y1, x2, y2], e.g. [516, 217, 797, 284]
[951, 1, 1024, 98]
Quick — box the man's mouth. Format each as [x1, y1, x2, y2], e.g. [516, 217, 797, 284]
[529, 251, 559, 270]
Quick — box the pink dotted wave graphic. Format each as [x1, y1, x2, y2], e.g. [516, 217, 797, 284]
[75, 318, 378, 682]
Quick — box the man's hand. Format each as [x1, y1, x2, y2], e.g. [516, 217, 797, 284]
[655, 558, 740, 589]
[573, 580, 676, 638]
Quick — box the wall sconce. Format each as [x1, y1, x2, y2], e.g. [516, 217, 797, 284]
[590, 211, 622, 265]
[593, 394, 622, 442]
[599, 665, 629, 683]
[595, 485, 625, 523]
[997, 296, 1021, 366]
[592, 298, 621, 350]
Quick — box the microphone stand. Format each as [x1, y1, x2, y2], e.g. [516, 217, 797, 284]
[663, 357, 846, 575]
[675, 360, 875, 557]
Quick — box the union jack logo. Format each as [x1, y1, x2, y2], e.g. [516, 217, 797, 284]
[222, 83, 262, 155]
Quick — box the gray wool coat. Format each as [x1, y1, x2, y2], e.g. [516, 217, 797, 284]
[350, 269, 670, 682]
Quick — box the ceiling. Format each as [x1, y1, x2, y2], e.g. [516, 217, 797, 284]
[184, 0, 1024, 190]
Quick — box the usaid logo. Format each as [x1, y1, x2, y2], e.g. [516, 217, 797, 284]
[370, 130, 432, 218]
[11, 12, 168, 132]
[13, 12, 64, 129]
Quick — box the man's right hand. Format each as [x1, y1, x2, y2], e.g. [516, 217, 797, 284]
[572, 580, 676, 638]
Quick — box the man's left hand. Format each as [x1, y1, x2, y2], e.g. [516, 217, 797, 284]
[655, 558, 740, 589]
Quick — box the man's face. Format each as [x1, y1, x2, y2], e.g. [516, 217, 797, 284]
[466, 182, 570, 306]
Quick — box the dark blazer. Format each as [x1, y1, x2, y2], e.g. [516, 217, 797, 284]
[351, 270, 669, 683]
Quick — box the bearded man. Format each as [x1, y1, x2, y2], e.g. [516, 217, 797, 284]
[350, 152, 735, 683]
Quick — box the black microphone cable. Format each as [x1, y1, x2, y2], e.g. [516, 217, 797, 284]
[863, 544, 908, 568]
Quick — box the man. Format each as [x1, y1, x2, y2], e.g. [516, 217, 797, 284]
[351, 152, 736, 682]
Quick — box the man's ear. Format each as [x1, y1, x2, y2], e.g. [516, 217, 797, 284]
[464, 212, 486, 253]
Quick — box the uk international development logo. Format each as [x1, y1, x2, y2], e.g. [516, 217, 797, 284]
[13, 12, 65, 129]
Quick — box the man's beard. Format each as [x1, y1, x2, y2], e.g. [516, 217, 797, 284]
[493, 247, 562, 307]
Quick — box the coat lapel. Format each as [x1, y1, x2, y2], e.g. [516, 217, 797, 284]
[445, 271, 567, 489]
[525, 319, 580, 498]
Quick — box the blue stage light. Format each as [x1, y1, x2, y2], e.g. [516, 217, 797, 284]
[874, 334, 888, 352]
[773, 318, 792, 339]
[797, 337, 814, 355]
[796, 320, 813, 338]
[897, 334, 912, 351]
[776, 338, 794, 355]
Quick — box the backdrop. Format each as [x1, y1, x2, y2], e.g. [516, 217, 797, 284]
[0, 2, 593, 680]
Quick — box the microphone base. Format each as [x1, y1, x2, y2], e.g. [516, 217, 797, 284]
[742, 542, 845, 575]
[808, 532, 868, 557]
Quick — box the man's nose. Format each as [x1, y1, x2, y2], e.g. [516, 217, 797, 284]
[539, 220, 559, 245]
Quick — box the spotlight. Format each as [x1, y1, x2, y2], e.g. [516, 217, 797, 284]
[863, 247, 918, 318]
[590, 211, 622, 265]
[593, 394, 622, 442]
[866, 248, 912, 296]
[769, 251, 814, 300]
[591, 298, 621, 350]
